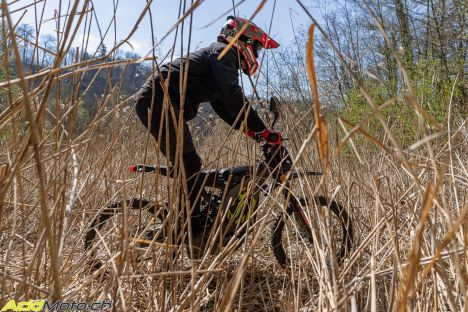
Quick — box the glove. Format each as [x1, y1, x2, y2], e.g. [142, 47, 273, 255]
[261, 129, 282, 147]
[247, 129, 283, 147]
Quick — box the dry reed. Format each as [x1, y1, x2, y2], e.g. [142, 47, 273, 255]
[0, 0, 467, 311]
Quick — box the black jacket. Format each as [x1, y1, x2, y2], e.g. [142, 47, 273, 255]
[160, 41, 266, 133]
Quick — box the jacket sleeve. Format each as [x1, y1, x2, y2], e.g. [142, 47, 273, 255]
[210, 101, 241, 130]
[208, 49, 266, 133]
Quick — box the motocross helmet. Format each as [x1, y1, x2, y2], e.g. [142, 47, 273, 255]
[218, 16, 280, 75]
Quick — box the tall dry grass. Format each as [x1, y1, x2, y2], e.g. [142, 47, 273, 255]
[1, 0, 467, 311]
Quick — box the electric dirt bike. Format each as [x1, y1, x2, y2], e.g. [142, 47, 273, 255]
[84, 99, 353, 269]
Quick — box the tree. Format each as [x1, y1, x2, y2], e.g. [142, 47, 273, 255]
[98, 43, 107, 58]
[39, 34, 56, 67]
[393, 0, 414, 74]
[16, 24, 34, 65]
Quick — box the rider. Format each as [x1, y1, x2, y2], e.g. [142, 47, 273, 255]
[135, 16, 282, 243]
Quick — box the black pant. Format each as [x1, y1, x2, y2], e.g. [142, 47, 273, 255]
[135, 76, 204, 234]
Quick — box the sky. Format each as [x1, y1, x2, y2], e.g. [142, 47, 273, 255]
[7, 0, 321, 58]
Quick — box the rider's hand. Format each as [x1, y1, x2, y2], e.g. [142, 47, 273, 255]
[260, 129, 282, 148]
[247, 129, 283, 147]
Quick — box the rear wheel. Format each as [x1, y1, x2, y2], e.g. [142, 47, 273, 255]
[271, 195, 353, 268]
[84, 198, 164, 270]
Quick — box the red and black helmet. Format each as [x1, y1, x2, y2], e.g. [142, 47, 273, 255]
[218, 16, 280, 76]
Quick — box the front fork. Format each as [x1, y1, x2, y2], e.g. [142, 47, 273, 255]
[278, 181, 310, 228]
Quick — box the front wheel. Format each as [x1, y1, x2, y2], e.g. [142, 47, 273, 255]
[271, 195, 353, 268]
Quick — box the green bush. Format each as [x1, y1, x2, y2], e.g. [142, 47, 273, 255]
[342, 59, 466, 148]
[413, 59, 465, 122]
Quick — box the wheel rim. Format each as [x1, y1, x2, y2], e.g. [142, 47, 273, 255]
[271, 196, 352, 268]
